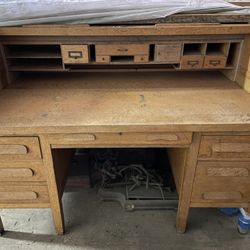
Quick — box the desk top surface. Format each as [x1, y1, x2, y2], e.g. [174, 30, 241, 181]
[0, 71, 250, 134]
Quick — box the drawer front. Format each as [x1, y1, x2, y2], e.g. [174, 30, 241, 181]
[199, 135, 250, 160]
[192, 161, 250, 203]
[0, 137, 42, 161]
[61, 45, 89, 64]
[0, 183, 49, 204]
[95, 44, 149, 56]
[180, 55, 204, 69]
[155, 43, 182, 63]
[50, 132, 193, 147]
[0, 161, 45, 182]
[204, 55, 227, 69]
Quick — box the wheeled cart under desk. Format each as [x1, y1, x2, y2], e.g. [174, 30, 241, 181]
[0, 70, 250, 234]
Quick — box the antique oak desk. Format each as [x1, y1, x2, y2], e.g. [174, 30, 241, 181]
[0, 20, 250, 235]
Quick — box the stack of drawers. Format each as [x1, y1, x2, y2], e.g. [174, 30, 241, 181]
[0, 137, 49, 207]
[191, 134, 250, 206]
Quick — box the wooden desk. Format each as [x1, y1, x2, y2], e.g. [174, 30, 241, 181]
[0, 22, 250, 235]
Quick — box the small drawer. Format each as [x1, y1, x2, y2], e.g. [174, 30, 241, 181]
[0, 183, 49, 205]
[50, 132, 193, 147]
[180, 55, 204, 69]
[191, 161, 250, 203]
[204, 55, 227, 69]
[61, 45, 89, 64]
[199, 135, 250, 160]
[155, 43, 182, 63]
[0, 161, 45, 182]
[95, 44, 149, 64]
[96, 44, 149, 56]
[0, 137, 42, 161]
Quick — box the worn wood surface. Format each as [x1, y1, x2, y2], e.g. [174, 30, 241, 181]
[39, 135, 65, 235]
[176, 133, 201, 233]
[192, 161, 250, 203]
[198, 135, 250, 160]
[48, 132, 192, 148]
[168, 148, 188, 194]
[0, 137, 41, 160]
[0, 161, 46, 182]
[0, 72, 249, 134]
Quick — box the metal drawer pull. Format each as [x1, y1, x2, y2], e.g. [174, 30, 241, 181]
[0, 145, 28, 155]
[0, 168, 34, 178]
[0, 191, 38, 200]
[202, 191, 242, 200]
[209, 60, 221, 66]
[187, 60, 199, 67]
[212, 143, 250, 153]
[68, 51, 83, 59]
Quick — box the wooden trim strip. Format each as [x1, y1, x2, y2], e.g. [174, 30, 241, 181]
[1, 24, 250, 36]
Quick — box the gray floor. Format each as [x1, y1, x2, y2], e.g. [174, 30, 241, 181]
[0, 188, 249, 250]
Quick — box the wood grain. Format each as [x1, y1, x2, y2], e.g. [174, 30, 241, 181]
[0, 137, 41, 160]
[192, 161, 250, 203]
[0, 184, 49, 204]
[199, 135, 250, 160]
[49, 132, 192, 148]
[1, 24, 250, 37]
[176, 133, 201, 233]
[0, 72, 250, 134]
[0, 161, 46, 182]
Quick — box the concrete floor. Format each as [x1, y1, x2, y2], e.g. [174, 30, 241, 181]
[0, 188, 250, 250]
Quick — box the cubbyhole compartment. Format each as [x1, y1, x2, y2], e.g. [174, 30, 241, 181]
[183, 43, 206, 55]
[89, 44, 96, 62]
[5, 44, 62, 59]
[149, 44, 155, 61]
[8, 58, 64, 71]
[226, 42, 241, 68]
[206, 43, 230, 56]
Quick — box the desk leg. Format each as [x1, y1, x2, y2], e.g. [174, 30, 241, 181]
[40, 136, 65, 235]
[176, 133, 201, 233]
[0, 216, 4, 236]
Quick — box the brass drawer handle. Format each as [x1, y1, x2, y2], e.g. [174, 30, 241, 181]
[0, 145, 28, 155]
[0, 191, 38, 200]
[0, 168, 34, 178]
[209, 60, 221, 66]
[68, 51, 83, 59]
[187, 60, 199, 67]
